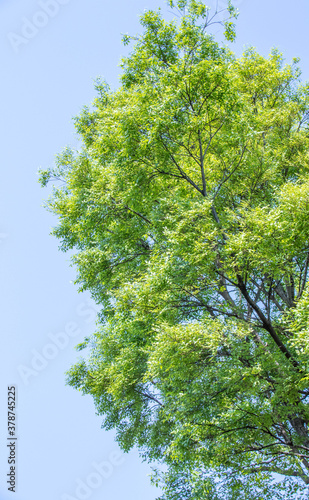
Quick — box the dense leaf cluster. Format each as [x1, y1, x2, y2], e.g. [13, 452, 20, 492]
[40, 1, 309, 497]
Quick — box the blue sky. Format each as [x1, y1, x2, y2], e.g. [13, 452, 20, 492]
[0, 1, 309, 499]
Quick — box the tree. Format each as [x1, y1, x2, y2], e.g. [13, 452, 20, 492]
[39, 1, 309, 498]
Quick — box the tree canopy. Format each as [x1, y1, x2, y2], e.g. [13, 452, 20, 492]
[40, 1, 309, 498]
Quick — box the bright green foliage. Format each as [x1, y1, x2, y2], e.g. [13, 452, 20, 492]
[40, 1, 309, 498]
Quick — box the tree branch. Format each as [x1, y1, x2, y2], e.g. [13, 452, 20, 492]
[237, 275, 299, 368]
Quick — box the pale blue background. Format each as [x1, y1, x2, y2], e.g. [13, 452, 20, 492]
[0, 1, 308, 499]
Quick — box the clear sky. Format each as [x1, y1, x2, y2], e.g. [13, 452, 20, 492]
[0, 1, 308, 499]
